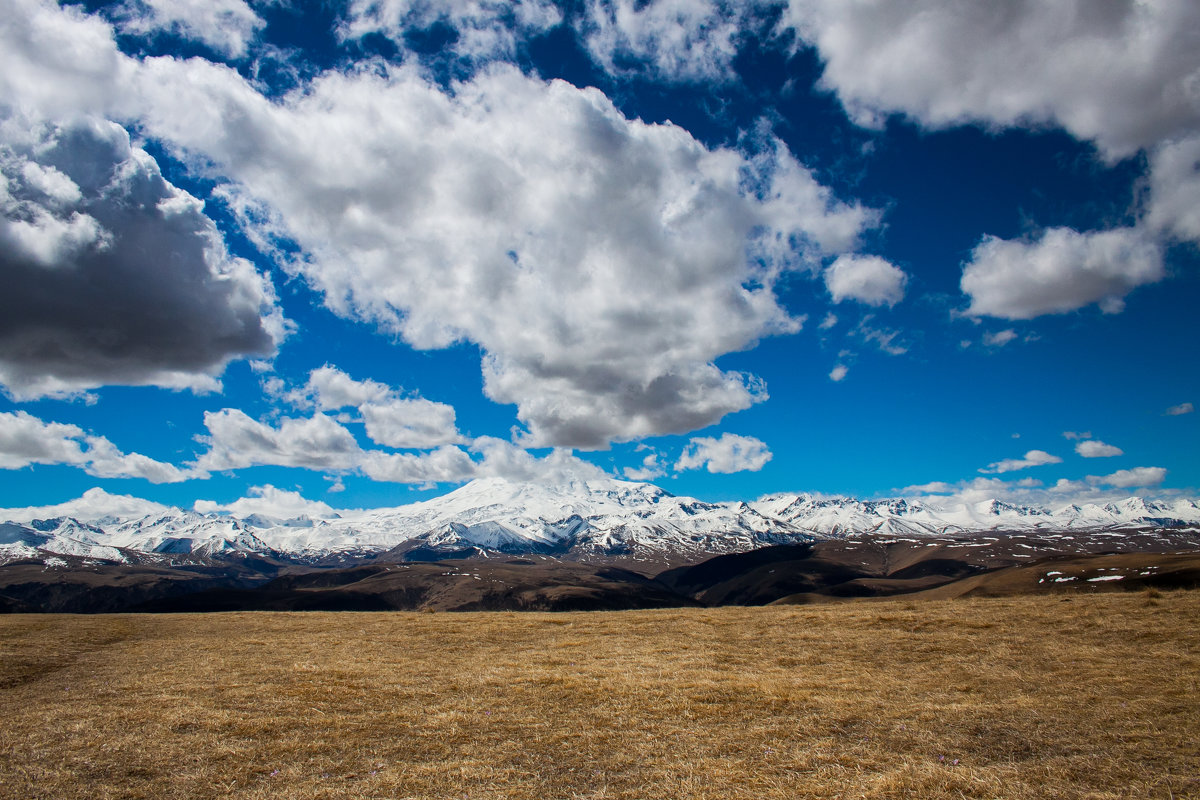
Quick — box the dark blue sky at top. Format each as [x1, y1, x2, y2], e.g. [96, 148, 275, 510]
[0, 0, 1195, 511]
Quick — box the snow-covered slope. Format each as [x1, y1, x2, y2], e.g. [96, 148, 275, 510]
[3, 479, 1199, 567]
[751, 493, 1200, 536]
[261, 477, 809, 562]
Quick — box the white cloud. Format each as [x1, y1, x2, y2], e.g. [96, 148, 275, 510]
[193, 485, 338, 520]
[360, 400, 465, 450]
[192, 405, 478, 485]
[195, 409, 364, 472]
[622, 451, 666, 481]
[1, 2, 883, 447]
[0, 410, 87, 469]
[781, 0, 1200, 160]
[1062, 431, 1092, 440]
[980, 449, 1062, 475]
[114, 0, 265, 59]
[982, 329, 1018, 348]
[676, 433, 772, 474]
[470, 437, 609, 484]
[1075, 440, 1123, 458]
[828, 364, 848, 382]
[1087, 466, 1167, 489]
[0, 111, 283, 400]
[961, 228, 1164, 320]
[358, 445, 476, 486]
[293, 366, 393, 411]
[81, 437, 196, 484]
[780, 0, 1200, 311]
[899, 473, 1191, 508]
[581, 0, 748, 82]
[0, 410, 193, 482]
[0, 0, 134, 120]
[856, 320, 908, 355]
[1165, 402, 1194, 416]
[818, 312, 838, 330]
[823, 254, 907, 307]
[1146, 135, 1200, 242]
[0, 486, 168, 523]
[899, 480, 956, 495]
[339, 0, 561, 61]
[124, 59, 875, 448]
[190, 405, 613, 486]
[289, 365, 465, 449]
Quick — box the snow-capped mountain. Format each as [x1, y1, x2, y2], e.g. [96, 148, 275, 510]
[2, 479, 1199, 568]
[260, 477, 810, 562]
[751, 493, 1200, 536]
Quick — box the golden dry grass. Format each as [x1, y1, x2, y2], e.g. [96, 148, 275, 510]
[1, 592, 1198, 799]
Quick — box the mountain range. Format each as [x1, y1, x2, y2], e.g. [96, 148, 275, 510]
[3, 477, 1199, 569]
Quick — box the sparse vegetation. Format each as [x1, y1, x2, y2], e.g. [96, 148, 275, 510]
[2, 593, 1198, 799]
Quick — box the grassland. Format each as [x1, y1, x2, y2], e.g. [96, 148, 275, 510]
[1, 592, 1197, 799]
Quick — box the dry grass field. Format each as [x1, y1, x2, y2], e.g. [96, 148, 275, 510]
[1, 592, 1197, 799]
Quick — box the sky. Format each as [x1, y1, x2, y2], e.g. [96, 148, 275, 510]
[0, 0, 1198, 516]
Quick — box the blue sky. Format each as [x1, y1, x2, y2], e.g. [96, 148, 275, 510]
[0, 0, 1197, 514]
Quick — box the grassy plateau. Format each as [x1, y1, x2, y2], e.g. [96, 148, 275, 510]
[1, 591, 1197, 799]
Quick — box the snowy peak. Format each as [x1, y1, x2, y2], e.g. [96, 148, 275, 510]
[751, 492, 1200, 536]
[3, 479, 1200, 568]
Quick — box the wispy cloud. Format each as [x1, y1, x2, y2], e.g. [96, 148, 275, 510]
[980, 449, 1062, 474]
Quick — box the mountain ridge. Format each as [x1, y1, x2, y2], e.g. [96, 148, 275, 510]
[2, 478, 1199, 569]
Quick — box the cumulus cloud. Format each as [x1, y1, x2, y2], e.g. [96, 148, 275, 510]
[960, 228, 1164, 320]
[780, 0, 1200, 314]
[900, 474, 1180, 508]
[191, 405, 608, 486]
[339, 0, 561, 61]
[1165, 402, 1194, 416]
[360, 401, 466, 450]
[293, 366, 393, 411]
[1, 1, 882, 447]
[1062, 431, 1092, 440]
[0, 486, 169, 523]
[358, 446, 478, 485]
[0, 112, 283, 400]
[471, 437, 610, 484]
[0, 0, 134, 120]
[124, 59, 874, 448]
[0, 410, 87, 470]
[193, 485, 338, 520]
[622, 450, 666, 481]
[1087, 466, 1167, 489]
[290, 366, 465, 449]
[1146, 135, 1200, 242]
[0, 410, 193, 482]
[781, 0, 1200, 159]
[823, 254, 907, 307]
[82, 437, 198, 484]
[829, 364, 848, 382]
[195, 409, 364, 472]
[113, 0, 264, 59]
[979, 449, 1062, 475]
[676, 433, 772, 474]
[1075, 440, 1123, 458]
